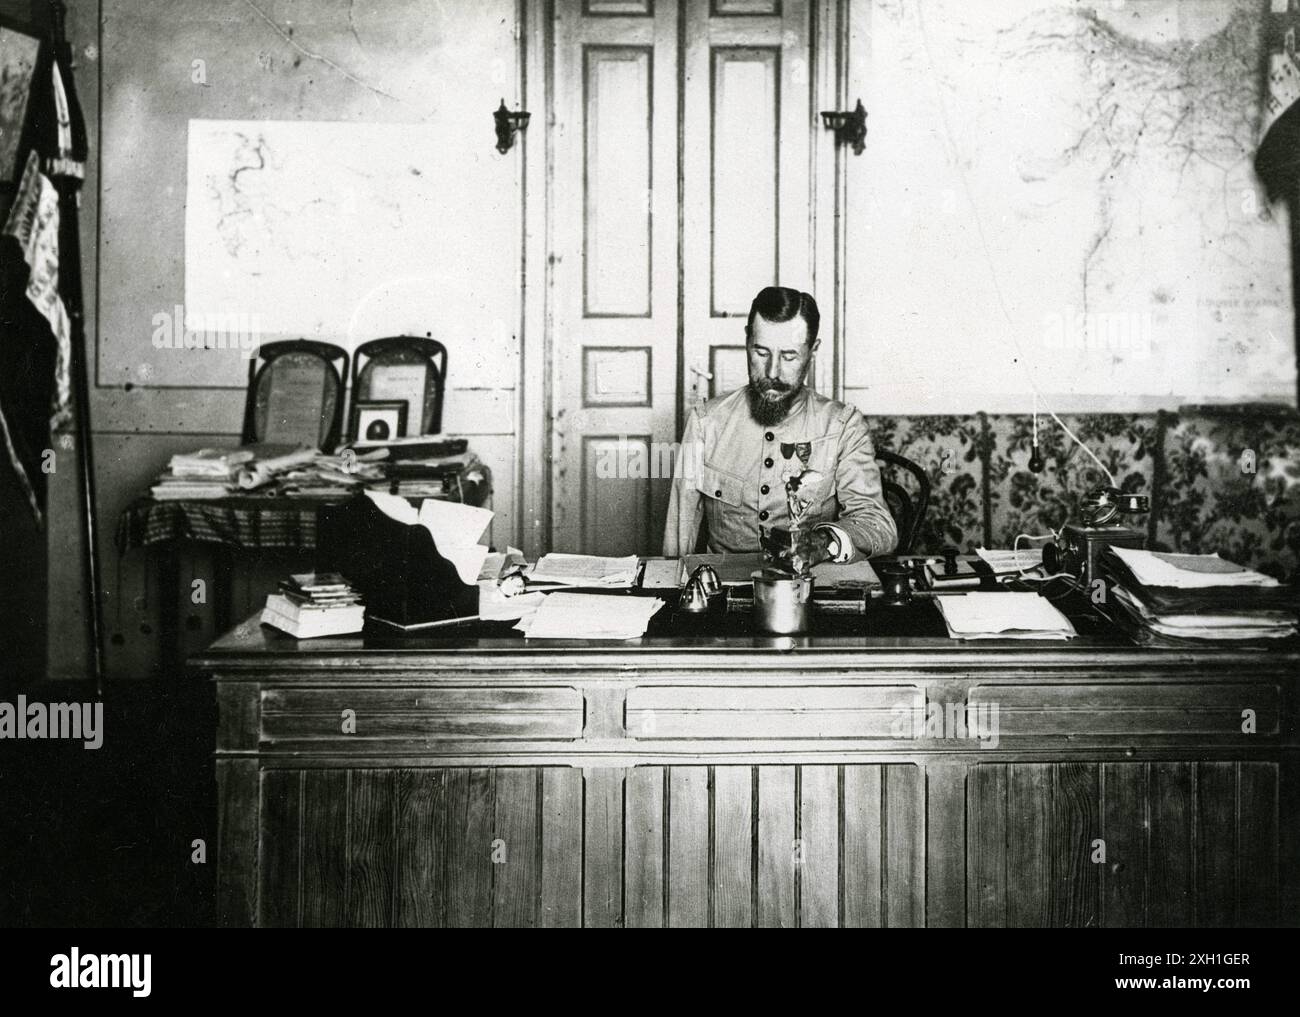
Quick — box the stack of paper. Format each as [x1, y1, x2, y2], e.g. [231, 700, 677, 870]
[151, 447, 256, 499]
[529, 553, 640, 587]
[935, 592, 1077, 640]
[516, 592, 664, 639]
[1107, 547, 1280, 589]
[1099, 547, 1295, 645]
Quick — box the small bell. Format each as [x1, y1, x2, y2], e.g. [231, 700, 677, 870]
[692, 564, 722, 598]
[678, 573, 711, 614]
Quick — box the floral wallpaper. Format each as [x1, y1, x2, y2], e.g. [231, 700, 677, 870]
[870, 415, 985, 553]
[863, 407, 1298, 578]
[1156, 411, 1300, 580]
[985, 413, 1159, 544]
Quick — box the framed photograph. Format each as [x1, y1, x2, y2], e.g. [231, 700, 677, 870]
[0, 21, 42, 186]
[349, 399, 408, 443]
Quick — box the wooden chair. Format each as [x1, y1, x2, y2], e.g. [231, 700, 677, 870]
[241, 340, 348, 451]
[876, 449, 931, 554]
[350, 337, 448, 437]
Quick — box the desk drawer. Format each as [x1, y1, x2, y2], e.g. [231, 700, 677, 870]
[260, 687, 584, 742]
[626, 685, 917, 740]
[968, 683, 1279, 738]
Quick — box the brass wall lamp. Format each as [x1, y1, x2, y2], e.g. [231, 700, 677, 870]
[494, 99, 531, 154]
[821, 98, 868, 155]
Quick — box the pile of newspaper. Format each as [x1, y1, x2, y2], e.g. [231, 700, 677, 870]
[150, 448, 255, 500]
[1099, 547, 1297, 645]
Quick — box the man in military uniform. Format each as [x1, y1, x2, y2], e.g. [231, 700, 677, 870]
[663, 286, 897, 566]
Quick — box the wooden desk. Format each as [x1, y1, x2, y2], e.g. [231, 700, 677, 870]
[194, 614, 1300, 928]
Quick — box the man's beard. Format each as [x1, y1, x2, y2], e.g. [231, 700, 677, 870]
[746, 378, 802, 426]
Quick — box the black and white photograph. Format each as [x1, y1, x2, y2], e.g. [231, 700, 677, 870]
[0, 0, 1297, 993]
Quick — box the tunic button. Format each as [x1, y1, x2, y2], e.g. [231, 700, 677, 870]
[715, 489, 722, 497]
[765, 431, 775, 441]
[764, 457, 774, 468]
[760, 484, 770, 495]
[759, 510, 769, 521]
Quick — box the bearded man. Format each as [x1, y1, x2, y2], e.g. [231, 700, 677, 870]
[662, 286, 897, 565]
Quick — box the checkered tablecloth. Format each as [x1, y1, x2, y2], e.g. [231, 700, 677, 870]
[116, 465, 492, 551]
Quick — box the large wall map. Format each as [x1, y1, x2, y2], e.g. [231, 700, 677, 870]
[849, 0, 1296, 410]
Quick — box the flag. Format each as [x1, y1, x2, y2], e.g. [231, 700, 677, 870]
[1256, 1, 1300, 200]
[0, 34, 86, 524]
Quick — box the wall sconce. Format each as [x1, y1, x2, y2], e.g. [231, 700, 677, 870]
[494, 99, 531, 154]
[820, 98, 868, 156]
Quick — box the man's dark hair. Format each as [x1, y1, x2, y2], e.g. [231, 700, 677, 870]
[745, 286, 820, 345]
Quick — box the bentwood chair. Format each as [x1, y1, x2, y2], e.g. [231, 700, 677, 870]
[241, 340, 349, 451]
[875, 449, 931, 555]
[350, 337, 448, 437]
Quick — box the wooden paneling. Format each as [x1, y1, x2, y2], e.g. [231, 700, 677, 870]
[583, 346, 653, 406]
[585, 0, 654, 14]
[394, 768, 447, 927]
[970, 683, 1280, 737]
[300, 770, 349, 928]
[624, 767, 665, 927]
[843, 764, 882, 927]
[584, 767, 625, 927]
[710, 46, 779, 315]
[967, 761, 1280, 928]
[800, 765, 839, 927]
[668, 767, 710, 926]
[540, 769, 584, 927]
[581, 436, 653, 556]
[584, 46, 654, 316]
[347, 771, 395, 927]
[261, 687, 584, 744]
[883, 764, 925, 927]
[713, 0, 781, 14]
[493, 769, 540, 928]
[712, 766, 753, 927]
[626, 685, 917, 739]
[709, 344, 748, 399]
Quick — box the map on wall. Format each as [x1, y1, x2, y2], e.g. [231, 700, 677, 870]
[185, 119, 478, 345]
[852, 0, 1297, 410]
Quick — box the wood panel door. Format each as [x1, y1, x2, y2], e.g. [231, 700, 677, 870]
[549, 0, 815, 556]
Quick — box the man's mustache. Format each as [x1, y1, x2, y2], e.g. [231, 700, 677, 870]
[752, 378, 794, 394]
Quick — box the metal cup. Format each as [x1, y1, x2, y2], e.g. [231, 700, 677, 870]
[751, 569, 813, 634]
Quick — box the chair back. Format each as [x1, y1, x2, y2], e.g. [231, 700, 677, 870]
[351, 337, 448, 436]
[875, 449, 931, 555]
[242, 340, 349, 451]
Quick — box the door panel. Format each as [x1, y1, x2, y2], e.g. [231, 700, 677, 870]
[552, 3, 679, 556]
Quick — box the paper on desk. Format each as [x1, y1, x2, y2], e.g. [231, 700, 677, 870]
[363, 489, 495, 585]
[1108, 547, 1280, 589]
[975, 546, 1044, 574]
[365, 488, 419, 525]
[641, 558, 685, 590]
[516, 592, 664, 639]
[478, 580, 545, 621]
[529, 553, 639, 587]
[936, 592, 1077, 640]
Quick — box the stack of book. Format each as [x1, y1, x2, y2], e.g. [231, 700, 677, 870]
[261, 572, 365, 638]
[150, 448, 255, 500]
[1099, 547, 1297, 645]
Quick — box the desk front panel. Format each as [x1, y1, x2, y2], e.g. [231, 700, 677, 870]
[201, 635, 1300, 928]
